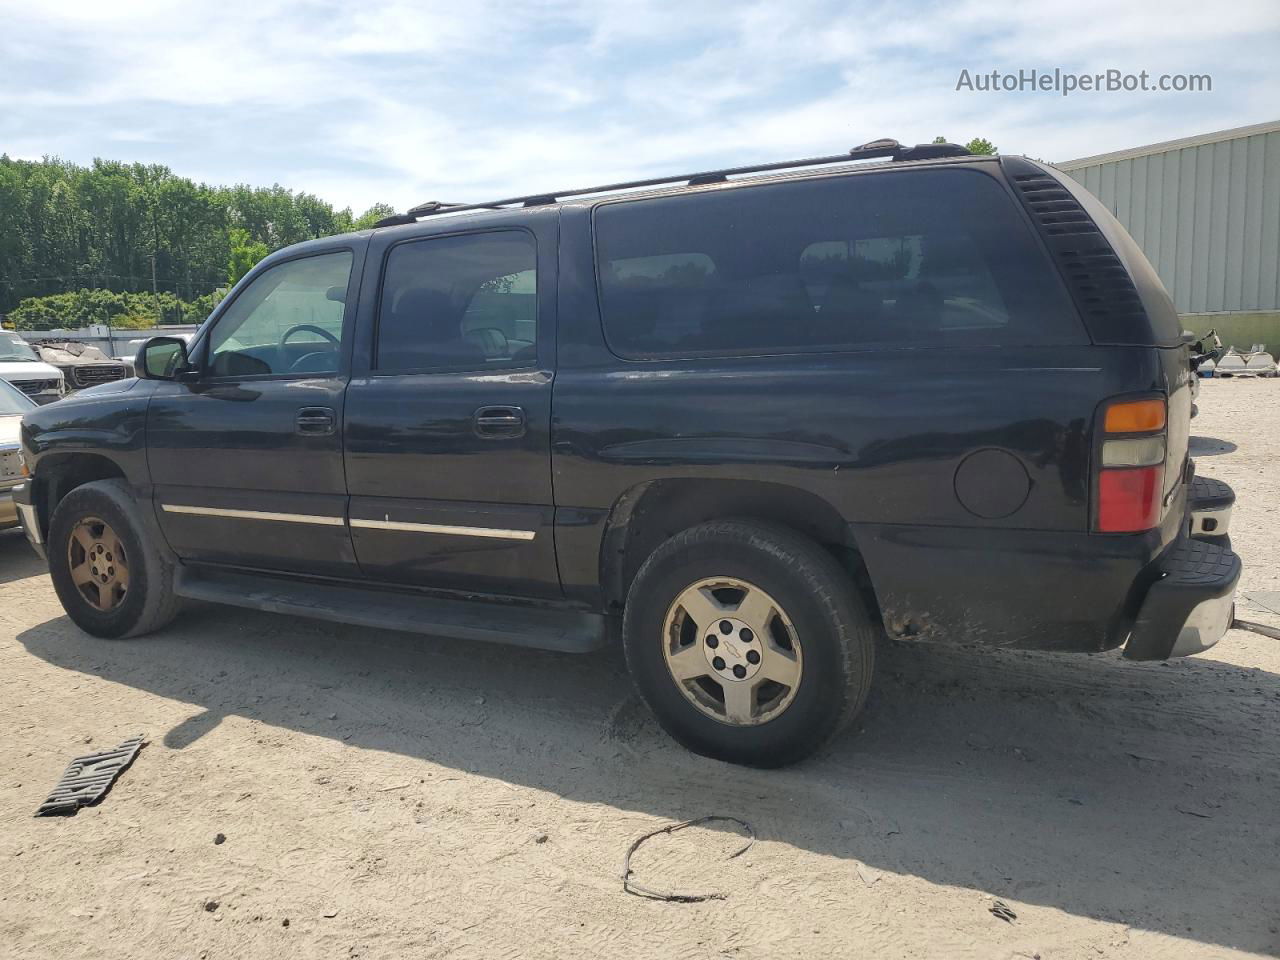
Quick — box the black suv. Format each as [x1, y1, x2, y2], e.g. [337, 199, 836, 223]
[14, 141, 1241, 767]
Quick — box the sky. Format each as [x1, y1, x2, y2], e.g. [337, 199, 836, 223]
[2, 0, 1278, 215]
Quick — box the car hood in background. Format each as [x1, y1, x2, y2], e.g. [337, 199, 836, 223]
[0, 414, 21, 447]
[36, 343, 126, 366]
[0, 360, 63, 381]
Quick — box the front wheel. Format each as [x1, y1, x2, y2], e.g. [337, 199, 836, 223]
[623, 520, 877, 767]
[48, 479, 182, 638]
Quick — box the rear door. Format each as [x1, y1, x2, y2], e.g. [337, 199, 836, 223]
[343, 213, 561, 598]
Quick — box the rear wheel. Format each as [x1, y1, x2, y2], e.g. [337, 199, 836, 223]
[623, 520, 877, 767]
[48, 479, 182, 638]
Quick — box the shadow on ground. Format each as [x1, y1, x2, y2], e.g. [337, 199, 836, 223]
[0, 528, 47, 584]
[1190, 435, 1239, 456]
[18, 603, 1280, 956]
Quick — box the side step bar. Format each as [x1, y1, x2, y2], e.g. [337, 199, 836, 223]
[174, 566, 609, 653]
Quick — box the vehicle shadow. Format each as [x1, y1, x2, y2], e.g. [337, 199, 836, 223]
[1190, 435, 1239, 456]
[17, 606, 1280, 956]
[0, 527, 48, 584]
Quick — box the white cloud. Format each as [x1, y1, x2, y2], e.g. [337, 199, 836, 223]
[1, 0, 1276, 212]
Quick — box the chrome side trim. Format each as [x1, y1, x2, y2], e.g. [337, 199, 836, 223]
[16, 501, 41, 543]
[160, 504, 345, 526]
[349, 518, 536, 541]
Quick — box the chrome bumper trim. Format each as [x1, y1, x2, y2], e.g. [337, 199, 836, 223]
[1190, 502, 1232, 538]
[16, 499, 41, 542]
[1169, 594, 1234, 657]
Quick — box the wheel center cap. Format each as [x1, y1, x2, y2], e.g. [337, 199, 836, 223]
[703, 617, 763, 682]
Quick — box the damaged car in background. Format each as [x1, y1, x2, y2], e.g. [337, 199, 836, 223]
[31, 341, 131, 391]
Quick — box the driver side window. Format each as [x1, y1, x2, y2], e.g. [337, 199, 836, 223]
[207, 251, 353, 377]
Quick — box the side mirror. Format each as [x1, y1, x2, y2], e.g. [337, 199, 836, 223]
[136, 337, 191, 381]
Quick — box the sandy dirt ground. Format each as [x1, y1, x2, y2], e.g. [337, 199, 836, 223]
[2, 378, 1279, 960]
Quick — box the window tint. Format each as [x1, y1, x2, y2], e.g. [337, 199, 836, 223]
[377, 232, 537, 372]
[595, 169, 1082, 358]
[208, 251, 352, 377]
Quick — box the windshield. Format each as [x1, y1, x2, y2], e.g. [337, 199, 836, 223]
[0, 337, 40, 362]
[0, 377, 35, 415]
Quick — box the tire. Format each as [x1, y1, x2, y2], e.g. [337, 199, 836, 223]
[48, 479, 182, 639]
[622, 520, 877, 767]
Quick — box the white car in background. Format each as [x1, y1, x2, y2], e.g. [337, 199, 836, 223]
[0, 376, 37, 530]
[0, 333, 66, 404]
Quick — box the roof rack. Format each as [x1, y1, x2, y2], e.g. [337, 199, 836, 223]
[376, 139, 971, 226]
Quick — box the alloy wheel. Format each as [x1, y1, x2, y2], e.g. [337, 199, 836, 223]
[661, 577, 803, 726]
[67, 516, 129, 612]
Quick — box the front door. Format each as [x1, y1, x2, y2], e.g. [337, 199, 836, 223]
[343, 217, 560, 598]
[147, 244, 363, 577]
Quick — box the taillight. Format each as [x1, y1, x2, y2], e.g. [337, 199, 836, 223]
[1095, 397, 1167, 533]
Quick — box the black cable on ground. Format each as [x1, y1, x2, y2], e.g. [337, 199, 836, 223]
[622, 816, 755, 903]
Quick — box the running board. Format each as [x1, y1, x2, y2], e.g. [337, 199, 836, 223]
[174, 567, 609, 653]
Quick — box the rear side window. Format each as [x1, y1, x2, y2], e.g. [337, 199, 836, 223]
[594, 168, 1083, 359]
[376, 231, 537, 373]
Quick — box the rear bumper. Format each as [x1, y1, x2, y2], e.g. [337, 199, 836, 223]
[1124, 537, 1240, 660]
[1189, 475, 1233, 540]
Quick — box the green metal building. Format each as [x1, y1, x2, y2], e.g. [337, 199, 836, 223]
[1056, 119, 1280, 348]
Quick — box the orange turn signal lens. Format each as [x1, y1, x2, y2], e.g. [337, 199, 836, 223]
[1104, 398, 1166, 434]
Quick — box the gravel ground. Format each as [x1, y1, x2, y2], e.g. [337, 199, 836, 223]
[1, 377, 1278, 960]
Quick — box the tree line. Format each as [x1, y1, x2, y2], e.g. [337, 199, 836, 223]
[0, 154, 395, 329]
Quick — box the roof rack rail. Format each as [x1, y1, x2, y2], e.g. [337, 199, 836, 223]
[384, 139, 971, 225]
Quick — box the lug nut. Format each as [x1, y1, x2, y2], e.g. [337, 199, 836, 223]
[740, 628, 754, 642]
[746, 650, 761, 664]
[718, 620, 733, 634]
[712, 656, 726, 671]
[706, 635, 719, 649]
[732, 665, 747, 679]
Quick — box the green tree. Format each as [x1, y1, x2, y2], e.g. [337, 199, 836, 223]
[0, 154, 392, 317]
[226, 228, 269, 286]
[351, 203, 398, 231]
[931, 136, 998, 155]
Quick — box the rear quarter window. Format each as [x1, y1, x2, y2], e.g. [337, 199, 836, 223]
[593, 168, 1085, 359]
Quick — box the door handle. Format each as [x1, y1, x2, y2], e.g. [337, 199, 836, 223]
[474, 405, 526, 439]
[296, 406, 336, 436]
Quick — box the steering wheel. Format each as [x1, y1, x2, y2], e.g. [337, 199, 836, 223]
[280, 324, 339, 348]
[280, 324, 340, 373]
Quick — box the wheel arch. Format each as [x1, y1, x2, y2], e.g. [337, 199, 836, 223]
[599, 478, 882, 624]
[30, 453, 130, 542]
